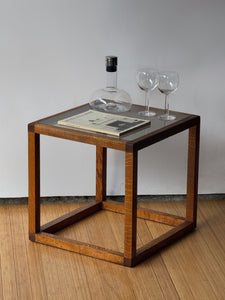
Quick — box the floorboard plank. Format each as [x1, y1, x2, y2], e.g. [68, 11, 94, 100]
[0, 206, 20, 299]
[105, 208, 167, 299]
[136, 217, 180, 300]
[21, 205, 48, 300]
[40, 203, 92, 300]
[174, 201, 225, 299]
[144, 201, 221, 300]
[139, 202, 196, 300]
[0, 200, 224, 299]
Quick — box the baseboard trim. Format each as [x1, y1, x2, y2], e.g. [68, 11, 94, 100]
[0, 194, 224, 205]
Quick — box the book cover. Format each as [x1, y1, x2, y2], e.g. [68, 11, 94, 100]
[57, 110, 150, 136]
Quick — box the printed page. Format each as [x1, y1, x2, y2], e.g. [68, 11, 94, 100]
[58, 110, 150, 136]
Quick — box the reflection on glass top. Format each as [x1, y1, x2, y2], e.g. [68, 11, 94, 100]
[39, 104, 192, 142]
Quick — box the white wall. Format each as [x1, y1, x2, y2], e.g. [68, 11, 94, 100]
[1, 0, 225, 197]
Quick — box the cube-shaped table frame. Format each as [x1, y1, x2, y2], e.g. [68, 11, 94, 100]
[28, 104, 200, 267]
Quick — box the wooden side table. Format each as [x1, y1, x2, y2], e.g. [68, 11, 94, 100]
[28, 104, 200, 267]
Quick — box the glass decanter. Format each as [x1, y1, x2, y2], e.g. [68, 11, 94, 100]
[89, 56, 132, 113]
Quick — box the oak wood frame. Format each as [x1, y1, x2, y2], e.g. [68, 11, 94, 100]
[28, 105, 200, 267]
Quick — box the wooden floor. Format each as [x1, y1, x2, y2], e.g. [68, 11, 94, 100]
[0, 200, 224, 300]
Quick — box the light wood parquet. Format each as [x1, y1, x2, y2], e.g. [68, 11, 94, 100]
[0, 200, 224, 299]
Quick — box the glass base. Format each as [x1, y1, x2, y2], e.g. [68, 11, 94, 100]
[138, 110, 156, 117]
[89, 99, 131, 113]
[158, 114, 176, 121]
[104, 102, 129, 113]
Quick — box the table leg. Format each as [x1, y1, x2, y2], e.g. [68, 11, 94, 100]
[96, 146, 107, 202]
[124, 151, 138, 267]
[186, 123, 200, 227]
[28, 131, 40, 240]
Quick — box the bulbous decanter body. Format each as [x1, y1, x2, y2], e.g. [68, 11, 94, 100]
[89, 56, 132, 113]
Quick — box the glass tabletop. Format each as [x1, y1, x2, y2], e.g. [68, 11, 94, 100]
[38, 104, 193, 142]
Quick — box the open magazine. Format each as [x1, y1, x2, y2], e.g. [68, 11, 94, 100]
[57, 109, 150, 136]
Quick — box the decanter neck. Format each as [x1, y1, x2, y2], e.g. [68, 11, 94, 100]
[105, 56, 118, 89]
[106, 70, 117, 89]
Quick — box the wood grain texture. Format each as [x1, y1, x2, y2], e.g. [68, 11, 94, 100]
[29, 104, 199, 153]
[126, 115, 200, 152]
[1, 200, 224, 299]
[173, 201, 225, 299]
[186, 121, 200, 227]
[96, 146, 107, 201]
[103, 200, 185, 226]
[41, 200, 102, 234]
[75, 203, 137, 299]
[124, 151, 138, 266]
[135, 221, 194, 266]
[28, 131, 40, 235]
[27, 106, 200, 268]
[34, 123, 127, 151]
[40, 203, 94, 299]
[35, 232, 124, 265]
[136, 206, 185, 226]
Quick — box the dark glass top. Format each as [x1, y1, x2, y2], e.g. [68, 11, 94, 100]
[38, 104, 193, 142]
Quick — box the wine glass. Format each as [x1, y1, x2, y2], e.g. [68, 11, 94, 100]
[137, 69, 158, 116]
[158, 71, 179, 120]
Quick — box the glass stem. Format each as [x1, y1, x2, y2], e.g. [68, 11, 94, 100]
[165, 94, 169, 116]
[145, 90, 150, 112]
